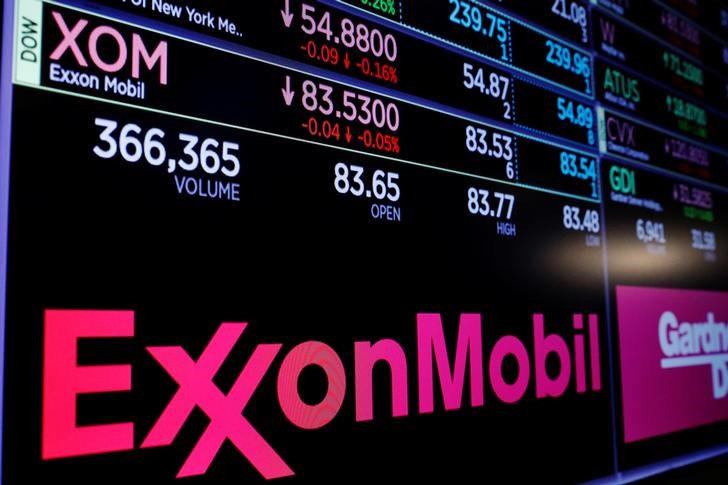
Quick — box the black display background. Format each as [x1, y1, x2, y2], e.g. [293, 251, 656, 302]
[3, 87, 613, 483]
[3, 0, 728, 483]
[601, 159, 728, 471]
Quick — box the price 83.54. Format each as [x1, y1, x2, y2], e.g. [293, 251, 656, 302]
[92, 118, 240, 177]
[560, 150, 598, 198]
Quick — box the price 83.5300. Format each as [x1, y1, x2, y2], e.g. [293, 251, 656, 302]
[301, 80, 400, 131]
[92, 118, 240, 177]
[287, 77, 402, 155]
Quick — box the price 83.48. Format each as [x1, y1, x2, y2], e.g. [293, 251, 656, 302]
[92, 118, 240, 177]
[562, 205, 600, 233]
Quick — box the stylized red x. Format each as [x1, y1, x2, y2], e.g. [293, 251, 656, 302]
[142, 323, 294, 479]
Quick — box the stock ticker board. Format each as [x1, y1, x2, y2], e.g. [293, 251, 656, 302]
[1, 0, 728, 483]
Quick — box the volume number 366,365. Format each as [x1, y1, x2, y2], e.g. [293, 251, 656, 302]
[92, 117, 241, 178]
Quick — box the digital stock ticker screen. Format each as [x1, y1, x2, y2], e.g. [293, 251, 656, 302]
[0, 0, 728, 483]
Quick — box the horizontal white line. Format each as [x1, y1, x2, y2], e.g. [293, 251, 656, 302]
[661, 353, 728, 369]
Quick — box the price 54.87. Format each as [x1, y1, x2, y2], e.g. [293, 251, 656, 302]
[92, 118, 240, 177]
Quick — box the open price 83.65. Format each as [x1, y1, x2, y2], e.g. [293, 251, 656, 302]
[334, 162, 400, 202]
[92, 118, 240, 177]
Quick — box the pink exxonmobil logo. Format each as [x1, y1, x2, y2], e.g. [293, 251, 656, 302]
[42, 309, 602, 479]
[616, 286, 728, 444]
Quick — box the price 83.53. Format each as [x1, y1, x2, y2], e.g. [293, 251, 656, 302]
[465, 125, 515, 179]
[92, 118, 240, 177]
